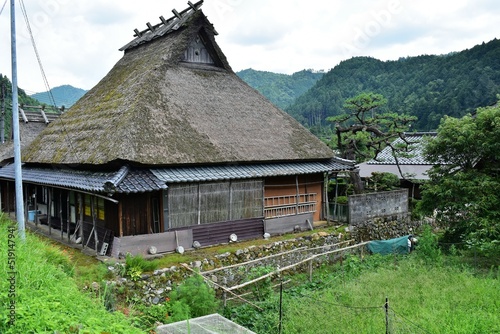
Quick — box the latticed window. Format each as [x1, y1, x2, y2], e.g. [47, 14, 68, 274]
[167, 179, 263, 228]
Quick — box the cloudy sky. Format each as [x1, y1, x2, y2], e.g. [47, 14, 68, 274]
[0, 0, 499, 94]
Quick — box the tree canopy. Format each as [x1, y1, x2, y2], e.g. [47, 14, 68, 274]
[327, 92, 416, 163]
[286, 38, 500, 134]
[418, 100, 500, 253]
[236, 68, 324, 110]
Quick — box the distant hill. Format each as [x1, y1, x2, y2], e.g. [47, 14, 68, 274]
[30, 85, 87, 108]
[286, 38, 500, 133]
[236, 69, 324, 109]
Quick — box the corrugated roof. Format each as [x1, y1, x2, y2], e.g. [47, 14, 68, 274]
[0, 164, 167, 194]
[151, 158, 354, 183]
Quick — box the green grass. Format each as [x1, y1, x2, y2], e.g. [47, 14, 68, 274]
[226, 254, 500, 334]
[0, 217, 143, 334]
[2, 214, 498, 334]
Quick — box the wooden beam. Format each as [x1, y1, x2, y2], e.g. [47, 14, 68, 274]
[146, 22, 154, 32]
[19, 107, 28, 123]
[172, 9, 181, 19]
[133, 28, 141, 37]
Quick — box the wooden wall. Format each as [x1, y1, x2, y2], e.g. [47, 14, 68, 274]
[118, 193, 152, 236]
[264, 173, 324, 221]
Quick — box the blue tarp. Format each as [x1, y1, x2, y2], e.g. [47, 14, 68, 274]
[367, 235, 411, 255]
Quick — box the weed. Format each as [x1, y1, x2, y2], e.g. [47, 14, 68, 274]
[246, 266, 275, 301]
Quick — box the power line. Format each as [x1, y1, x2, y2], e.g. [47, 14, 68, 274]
[18, 0, 58, 107]
[0, 0, 7, 16]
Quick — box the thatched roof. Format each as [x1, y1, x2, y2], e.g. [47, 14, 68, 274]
[23, 6, 333, 167]
[0, 119, 51, 164]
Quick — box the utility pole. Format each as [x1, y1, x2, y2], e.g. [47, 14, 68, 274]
[11, 0, 25, 239]
[1, 82, 5, 143]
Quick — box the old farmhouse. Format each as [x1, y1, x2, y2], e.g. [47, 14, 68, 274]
[0, 1, 354, 256]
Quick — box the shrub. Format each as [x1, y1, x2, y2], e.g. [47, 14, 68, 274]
[416, 224, 442, 264]
[169, 274, 219, 319]
[366, 172, 400, 191]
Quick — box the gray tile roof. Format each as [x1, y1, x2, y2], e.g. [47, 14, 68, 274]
[0, 164, 167, 194]
[357, 133, 438, 180]
[151, 158, 354, 183]
[366, 133, 437, 165]
[0, 158, 353, 193]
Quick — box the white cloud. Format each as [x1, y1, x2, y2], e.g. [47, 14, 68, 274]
[0, 0, 499, 93]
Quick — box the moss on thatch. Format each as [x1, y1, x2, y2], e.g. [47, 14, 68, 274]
[23, 9, 333, 166]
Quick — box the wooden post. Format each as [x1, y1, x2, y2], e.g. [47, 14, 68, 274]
[197, 184, 201, 225]
[222, 277, 227, 308]
[228, 180, 233, 220]
[118, 200, 123, 237]
[385, 297, 389, 334]
[341, 251, 344, 288]
[324, 172, 329, 222]
[6, 182, 10, 216]
[67, 192, 70, 241]
[146, 193, 152, 234]
[308, 259, 313, 282]
[59, 192, 63, 239]
[295, 175, 299, 215]
[48, 188, 52, 235]
[92, 196, 98, 254]
[34, 186, 38, 226]
[78, 193, 83, 241]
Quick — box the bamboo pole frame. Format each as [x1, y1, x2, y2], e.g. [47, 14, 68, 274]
[226, 241, 369, 292]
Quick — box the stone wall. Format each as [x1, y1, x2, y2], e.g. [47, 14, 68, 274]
[348, 190, 419, 241]
[101, 231, 358, 306]
[348, 189, 409, 225]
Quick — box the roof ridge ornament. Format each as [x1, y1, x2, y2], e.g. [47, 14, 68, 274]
[132, 0, 204, 38]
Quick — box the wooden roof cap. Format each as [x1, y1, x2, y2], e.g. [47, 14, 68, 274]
[133, 0, 205, 38]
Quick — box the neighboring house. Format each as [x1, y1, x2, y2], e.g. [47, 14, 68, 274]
[0, 1, 354, 256]
[357, 132, 437, 198]
[0, 106, 60, 164]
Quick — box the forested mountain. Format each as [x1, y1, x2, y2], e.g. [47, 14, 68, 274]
[236, 69, 324, 109]
[30, 84, 87, 108]
[1, 74, 41, 107]
[286, 38, 500, 133]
